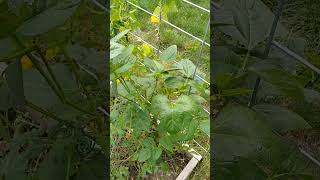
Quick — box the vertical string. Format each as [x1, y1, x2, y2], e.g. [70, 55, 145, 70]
[124, 0, 128, 15]
[248, 0, 286, 107]
[188, 18, 210, 95]
[157, 0, 162, 57]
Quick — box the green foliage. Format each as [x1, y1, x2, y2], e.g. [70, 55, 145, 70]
[0, 0, 107, 179]
[214, 0, 320, 178]
[110, 28, 208, 177]
[213, 105, 317, 178]
[16, 0, 81, 36]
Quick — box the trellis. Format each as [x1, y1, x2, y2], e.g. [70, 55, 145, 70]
[213, 0, 320, 168]
[106, 0, 210, 179]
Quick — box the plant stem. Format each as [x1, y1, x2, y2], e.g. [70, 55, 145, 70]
[27, 52, 65, 102]
[65, 99, 97, 116]
[26, 101, 68, 125]
[65, 153, 71, 180]
[241, 50, 251, 70]
[16, 118, 40, 128]
[0, 48, 35, 62]
[61, 46, 88, 95]
[35, 47, 66, 100]
[10, 34, 65, 102]
[150, 78, 158, 100]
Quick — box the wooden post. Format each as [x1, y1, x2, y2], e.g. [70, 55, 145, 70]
[176, 152, 202, 180]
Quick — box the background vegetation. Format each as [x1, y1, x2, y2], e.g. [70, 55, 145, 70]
[0, 0, 108, 179]
[213, 0, 320, 179]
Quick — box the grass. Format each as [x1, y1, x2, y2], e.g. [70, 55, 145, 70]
[263, 0, 320, 53]
[128, 0, 210, 75]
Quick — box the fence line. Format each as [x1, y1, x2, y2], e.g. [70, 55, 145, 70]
[181, 0, 210, 13]
[91, 0, 108, 12]
[129, 32, 162, 52]
[189, 19, 210, 96]
[126, 1, 210, 47]
[272, 41, 320, 74]
[299, 148, 320, 167]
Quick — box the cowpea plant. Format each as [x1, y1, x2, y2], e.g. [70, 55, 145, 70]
[110, 30, 209, 178]
[213, 0, 320, 179]
[0, 0, 108, 179]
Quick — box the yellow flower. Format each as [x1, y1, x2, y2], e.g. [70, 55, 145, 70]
[20, 55, 33, 70]
[150, 15, 160, 23]
[116, 79, 121, 85]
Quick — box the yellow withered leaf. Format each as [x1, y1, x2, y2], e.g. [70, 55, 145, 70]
[150, 6, 168, 24]
[141, 43, 153, 57]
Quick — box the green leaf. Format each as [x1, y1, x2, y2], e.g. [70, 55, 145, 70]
[159, 135, 173, 152]
[174, 59, 196, 78]
[37, 139, 73, 180]
[253, 104, 311, 133]
[16, 0, 80, 36]
[0, 151, 28, 180]
[23, 68, 59, 109]
[0, 81, 14, 111]
[165, 76, 184, 89]
[215, 157, 268, 180]
[220, 88, 251, 97]
[199, 120, 209, 136]
[110, 42, 125, 59]
[213, 104, 317, 175]
[152, 95, 198, 135]
[111, 44, 134, 64]
[138, 148, 152, 162]
[160, 45, 177, 62]
[111, 29, 130, 42]
[125, 104, 151, 137]
[150, 147, 162, 161]
[23, 63, 77, 109]
[271, 173, 316, 180]
[213, 46, 241, 66]
[144, 58, 164, 73]
[216, 73, 233, 90]
[0, 37, 20, 59]
[131, 76, 156, 98]
[142, 137, 156, 147]
[67, 44, 107, 75]
[111, 45, 136, 75]
[176, 119, 198, 141]
[76, 153, 107, 180]
[190, 94, 207, 105]
[249, 60, 304, 100]
[163, 1, 178, 13]
[303, 88, 320, 105]
[5, 58, 25, 106]
[214, 0, 287, 50]
[151, 6, 169, 21]
[267, 37, 306, 75]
